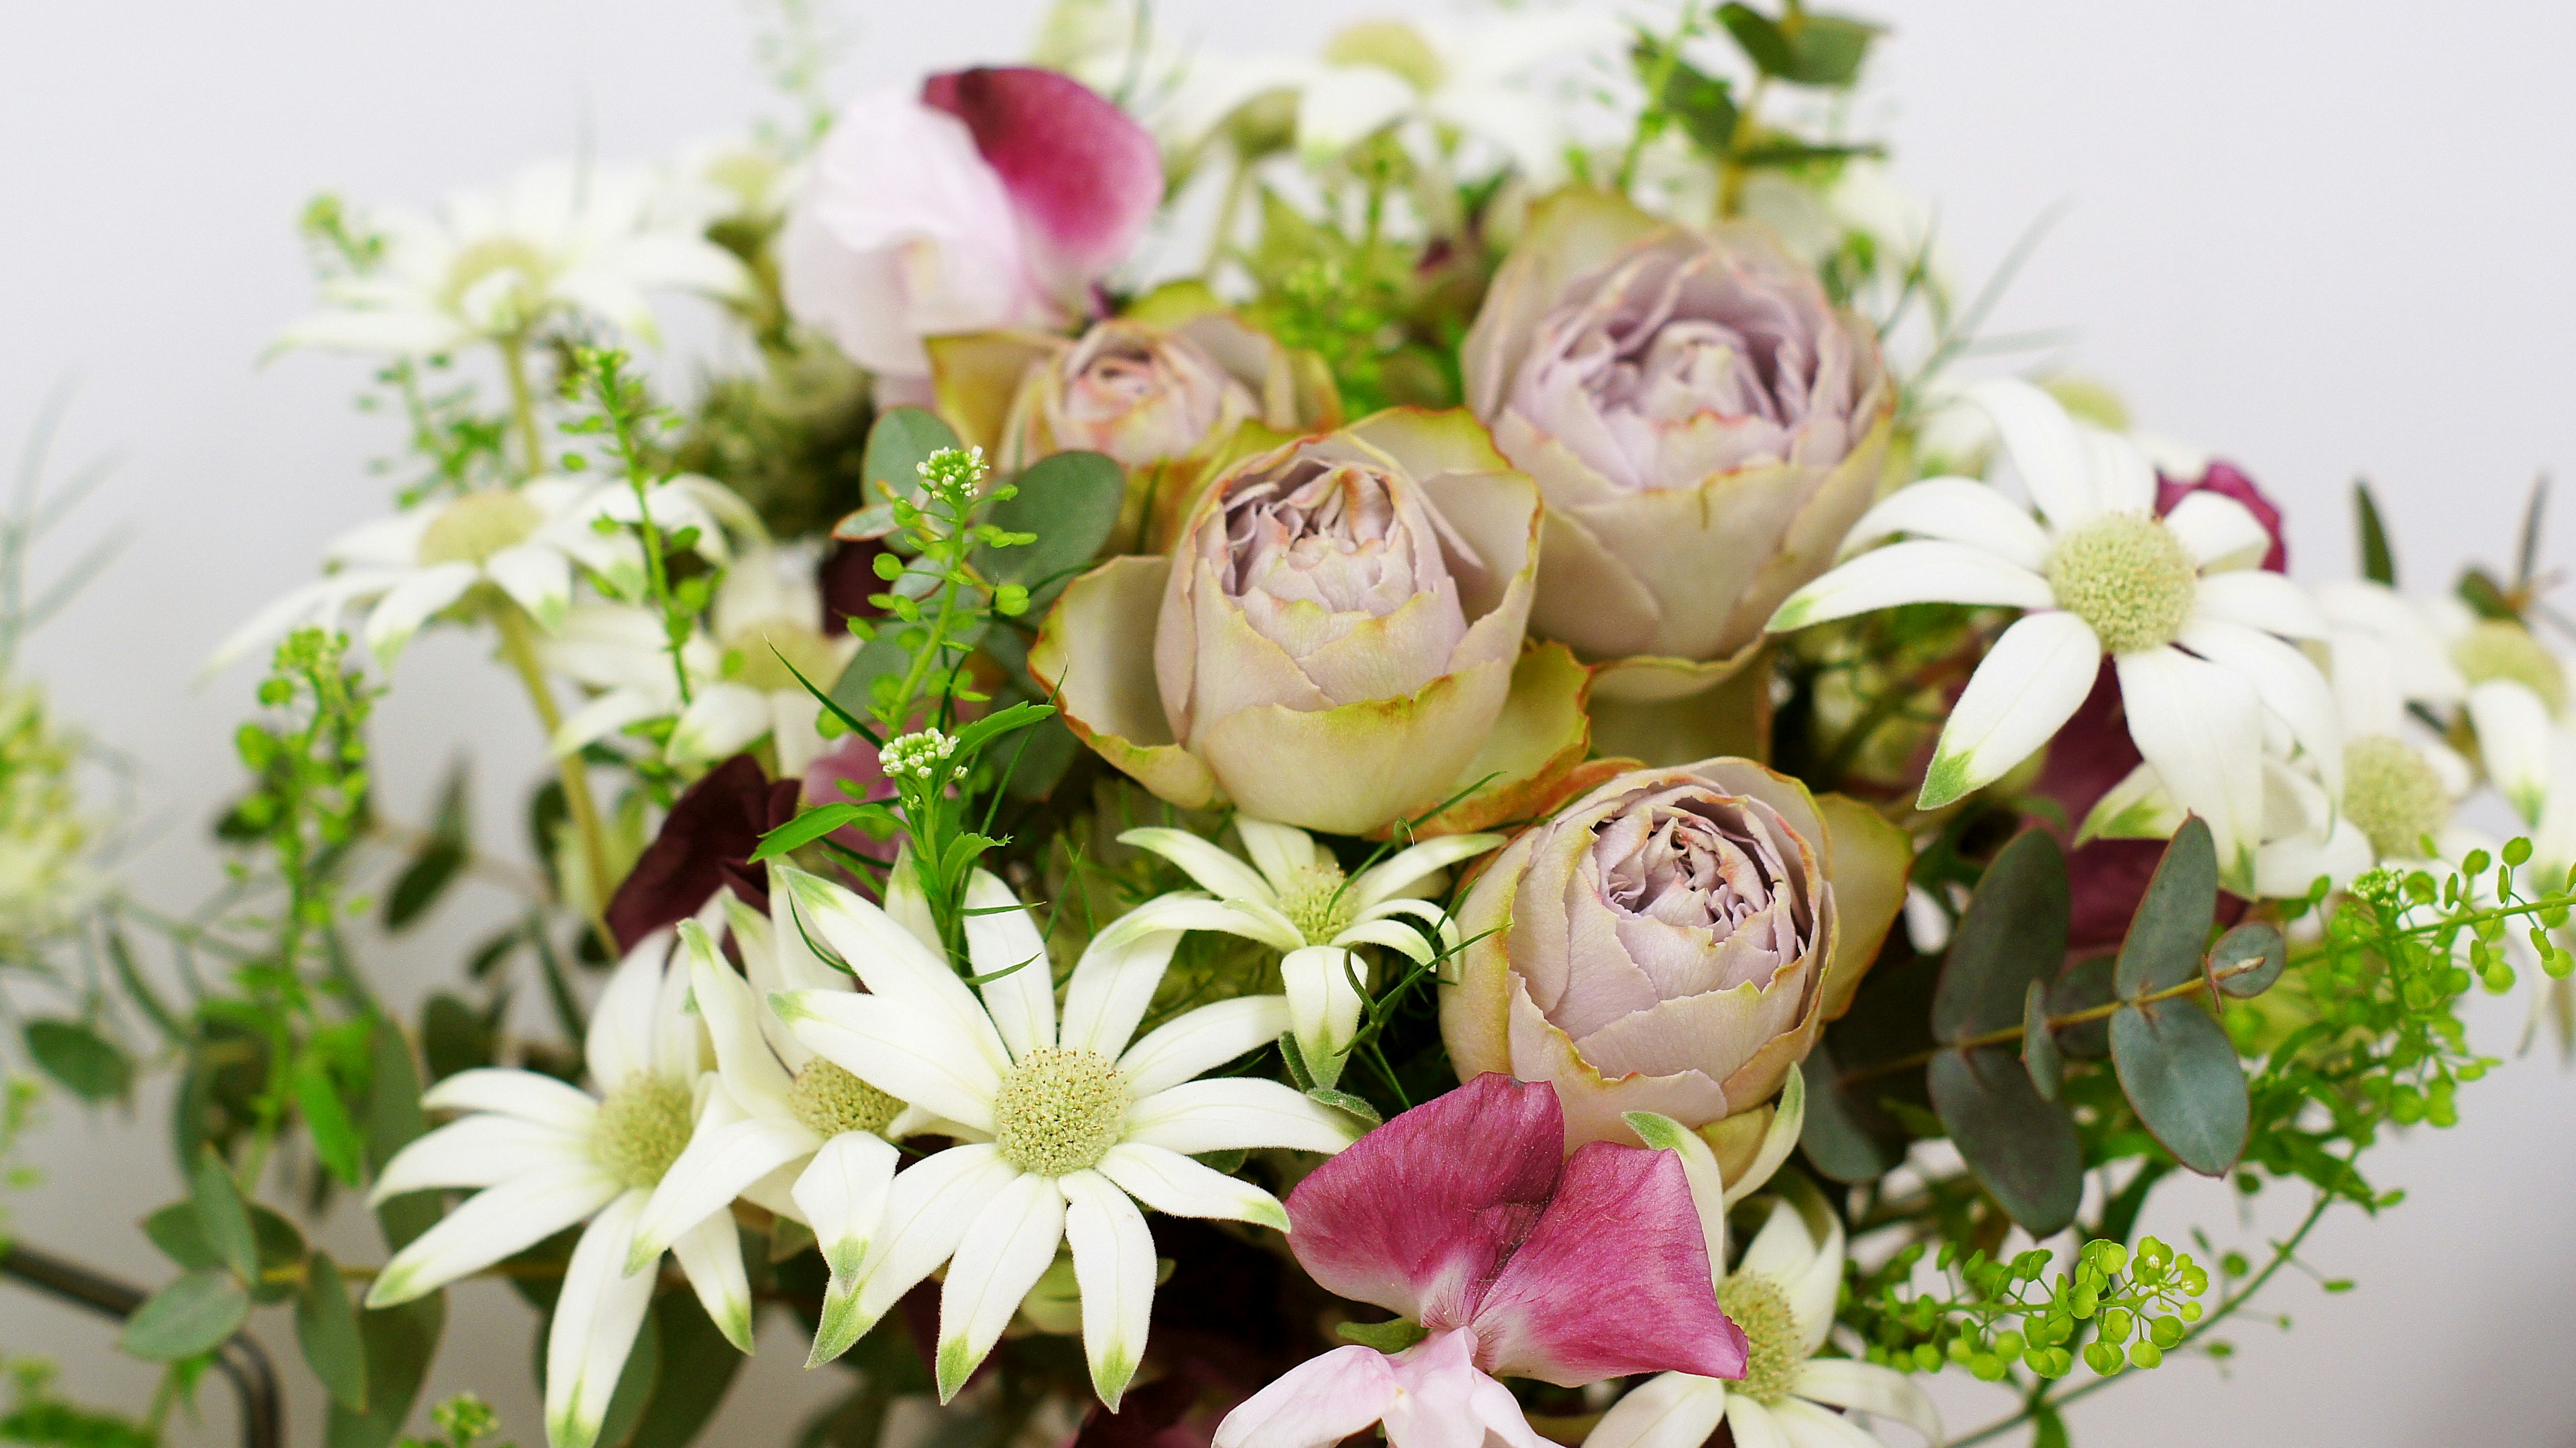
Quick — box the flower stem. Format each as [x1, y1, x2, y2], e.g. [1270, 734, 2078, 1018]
[493, 603, 619, 952]
[1839, 962, 2266, 1085]
[500, 339, 546, 480]
[1715, 74, 1770, 220]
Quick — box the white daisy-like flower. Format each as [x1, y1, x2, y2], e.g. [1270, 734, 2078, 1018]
[766, 864, 1358, 1407]
[1768, 378, 2337, 891]
[542, 544, 853, 773]
[1114, 818, 1500, 1088]
[281, 162, 747, 356]
[213, 480, 630, 670]
[364, 933, 744, 1448]
[1590, 1110, 1939, 1448]
[2416, 592, 2570, 825]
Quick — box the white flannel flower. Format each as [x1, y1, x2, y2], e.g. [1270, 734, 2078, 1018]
[2412, 592, 2571, 826]
[213, 480, 632, 670]
[767, 864, 1357, 1408]
[1593, 1098, 1939, 1448]
[364, 934, 744, 1448]
[1114, 818, 1500, 1089]
[1769, 378, 2337, 891]
[281, 162, 747, 355]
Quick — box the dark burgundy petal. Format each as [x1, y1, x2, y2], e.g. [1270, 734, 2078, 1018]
[922, 66, 1162, 292]
[1281, 1074, 1563, 1331]
[2157, 460, 2286, 573]
[604, 754, 779, 949]
[1465, 1141, 1745, 1386]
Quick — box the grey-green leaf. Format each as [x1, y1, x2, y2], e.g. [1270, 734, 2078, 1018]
[2110, 1000, 2249, 1175]
[858, 407, 960, 507]
[191, 1147, 260, 1286]
[976, 450, 1124, 607]
[2114, 817, 2216, 996]
[1933, 829, 2069, 1041]
[627, 1291, 746, 1448]
[1797, 1049, 1906, 1184]
[298, 1253, 369, 1414]
[326, 1296, 444, 1448]
[2049, 955, 2116, 1059]
[120, 1270, 248, 1361]
[23, 1017, 133, 1102]
[2022, 980, 2063, 1102]
[2207, 921, 2286, 998]
[1928, 1046, 2082, 1236]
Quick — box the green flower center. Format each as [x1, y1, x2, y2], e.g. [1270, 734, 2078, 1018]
[788, 1059, 902, 1139]
[1276, 861, 1356, 947]
[2045, 514, 2198, 656]
[441, 236, 556, 333]
[991, 1047, 1130, 1177]
[2453, 620, 2565, 713]
[729, 627, 845, 694]
[2342, 735, 2451, 860]
[592, 1076, 694, 1189]
[1717, 1272, 1802, 1406]
[419, 490, 543, 567]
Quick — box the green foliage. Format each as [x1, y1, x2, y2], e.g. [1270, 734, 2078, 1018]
[564, 347, 705, 713]
[396, 1394, 511, 1448]
[0, 1359, 157, 1448]
[21, 1019, 129, 1102]
[1847, 1237, 2208, 1384]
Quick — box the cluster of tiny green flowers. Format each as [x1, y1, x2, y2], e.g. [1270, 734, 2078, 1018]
[881, 727, 961, 784]
[1850, 1237, 2207, 1382]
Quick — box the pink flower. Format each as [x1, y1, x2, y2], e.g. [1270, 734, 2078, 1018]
[781, 68, 1162, 380]
[1214, 1074, 1743, 1448]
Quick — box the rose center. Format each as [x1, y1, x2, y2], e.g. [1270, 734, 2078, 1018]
[2045, 514, 2198, 655]
[1718, 1272, 1802, 1406]
[991, 1047, 1130, 1177]
[419, 490, 543, 567]
[2342, 735, 2451, 860]
[592, 1076, 694, 1189]
[2453, 621, 2565, 713]
[1276, 860, 1356, 946]
[788, 1059, 902, 1139]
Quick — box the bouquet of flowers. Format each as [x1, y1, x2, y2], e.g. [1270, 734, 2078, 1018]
[9, 4, 2574, 1448]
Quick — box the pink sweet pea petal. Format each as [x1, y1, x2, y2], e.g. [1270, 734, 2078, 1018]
[1382, 1330, 1545, 1448]
[1283, 1074, 1563, 1330]
[1466, 1141, 1747, 1386]
[1211, 1345, 1401, 1448]
[921, 66, 1163, 295]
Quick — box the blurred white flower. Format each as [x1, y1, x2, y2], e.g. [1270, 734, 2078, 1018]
[282, 162, 747, 355]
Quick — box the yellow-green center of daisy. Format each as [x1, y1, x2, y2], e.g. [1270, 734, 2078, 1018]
[788, 1058, 902, 1139]
[419, 490, 543, 567]
[730, 626, 845, 694]
[2453, 620, 2565, 713]
[2342, 735, 2451, 860]
[992, 1047, 1130, 1177]
[1277, 860, 1356, 947]
[441, 236, 555, 331]
[2045, 514, 2198, 655]
[592, 1076, 694, 1189]
[1717, 1272, 1802, 1406]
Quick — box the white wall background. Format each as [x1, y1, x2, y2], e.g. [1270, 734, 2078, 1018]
[2, 2, 2572, 1445]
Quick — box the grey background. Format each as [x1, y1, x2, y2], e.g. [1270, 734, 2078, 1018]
[1, 2, 2571, 1444]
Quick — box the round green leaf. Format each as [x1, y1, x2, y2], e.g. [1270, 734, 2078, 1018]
[23, 1017, 133, 1102]
[2110, 1000, 2250, 1175]
[1928, 1046, 2082, 1235]
[976, 450, 1125, 607]
[2207, 921, 2287, 998]
[1933, 829, 2070, 1041]
[2022, 979, 2063, 1102]
[858, 406, 960, 507]
[1796, 1049, 1905, 1184]
[2049, 955, 2116, 1059]
[2115, 817, 2217, 996]
[119, 1270, 249, 1361]
[191, 1148, 260, 1286]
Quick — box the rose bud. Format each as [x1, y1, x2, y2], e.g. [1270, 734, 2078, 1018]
[1462, 190, 1892, 751]
[1441, 757, 1908, 1165]
[1031, 411, 1597, 837]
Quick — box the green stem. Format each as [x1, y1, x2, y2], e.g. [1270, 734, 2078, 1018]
[1715, 74, 1770, 219]
[493, 605, 619, 953]
[1842, 962, 2266, 1085]
[500, 340, 546, 479]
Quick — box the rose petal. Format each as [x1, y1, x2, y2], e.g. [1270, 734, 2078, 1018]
[922, 67, 1162, 294]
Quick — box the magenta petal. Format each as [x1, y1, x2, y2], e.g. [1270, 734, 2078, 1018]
[2156, 460, 2286, 572]
[1211, 1345, 1401, 1448]
[921, 66, 1162, 293]
[1466, 1141, 1746, 1386]
[1283, 1074, 1564, 1330]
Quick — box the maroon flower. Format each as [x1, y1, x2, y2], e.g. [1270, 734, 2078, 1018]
[603, 754, 800, 950]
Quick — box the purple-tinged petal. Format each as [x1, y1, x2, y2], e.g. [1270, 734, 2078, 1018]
[1466, 1141, 1744, 1386]
[2156, 460, 2286, 573]
[922, 67, 1162, 294]
[1210, 1345, 1401, 1448]
[1382, 1329, 1545, 1448]
[1282, 1074, 1562, 1331]
[605, 754, 800, 949]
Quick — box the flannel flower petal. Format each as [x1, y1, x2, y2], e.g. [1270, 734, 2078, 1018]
[766, 864, 1350, 1409]
[1216, 1074, 1741, 1448]
[1768, 378, 2336, 891]
[1118, 817, 1501, 1088]
[366, 931, 741, 1448]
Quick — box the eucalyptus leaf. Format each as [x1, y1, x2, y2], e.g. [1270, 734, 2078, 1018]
[857, 407, 959, 509]
[2207, 921, 2286, 998]
[250, 1204, 309, 1303]
[23, 1017, 132, 1102]
[119, 1270, 248, 1361]
[191, 1147, 260, 1286]
[2049, 955, 2116, 1059]
[2114, 817, 2216, 996]
[298, 1252, 370, 1414]
[1933, 829, 2069, 1041]
[1717, 3, 1796, 75]
[1796, 1048, 1905, 1184]
[142, 1201, 223, 1272]
[975, 450, 1124, 607]
[2022, 979, 2063, 1102]
[628, 1290, 747, 1448]
[1928, 1046, 2082, 1236]
[1633, 38, 1738, 154]
[1781, 12, 1881, 85]
[2110, 1000, 2249, 1176]
[327, 1295, 445, 1448]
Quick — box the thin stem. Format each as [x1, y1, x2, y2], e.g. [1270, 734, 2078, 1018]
[500, 340, 545, 479]
[1715, 75, 1770, 219]
[1843, 962, 2265, 1085]
[492, 604, 619, 952]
